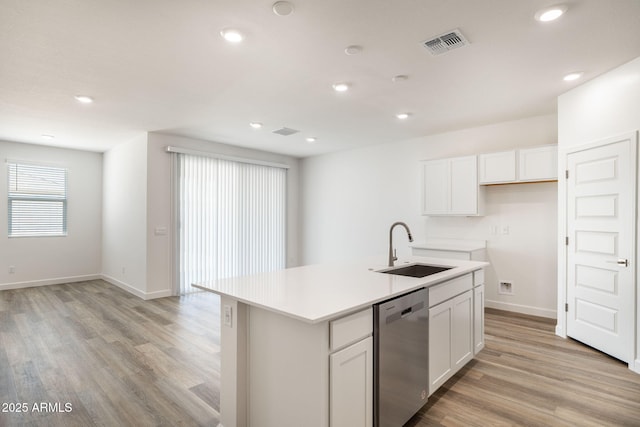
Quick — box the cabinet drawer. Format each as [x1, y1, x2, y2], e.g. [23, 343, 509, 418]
[473, 269, 485, 286]
[330, 308, 373, 351]
[429, 274, 472, 307]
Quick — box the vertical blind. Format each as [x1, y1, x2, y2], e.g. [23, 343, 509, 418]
[7, 162, 67, 237]
[178, 154, 287, 294]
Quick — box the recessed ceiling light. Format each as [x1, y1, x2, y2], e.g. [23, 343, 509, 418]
[396, 112, 411, 120]
[272, 1, 294, 16]
[74, 95, 93, 104]
[220, 28, 244, 43]
[306, 137, 317, 143]
[41, 134, 55, 140]
[344, 45, 363, 55]
[535, 4, 568, 22]
[250, 122, 263, 129]
[332, 82, 350, 92]
[563, 72, 583, 81]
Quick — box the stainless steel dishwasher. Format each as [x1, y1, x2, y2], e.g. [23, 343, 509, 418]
[373, 287, 429, 427]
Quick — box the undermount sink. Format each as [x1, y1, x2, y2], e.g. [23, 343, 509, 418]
[377, 263, 453, 278]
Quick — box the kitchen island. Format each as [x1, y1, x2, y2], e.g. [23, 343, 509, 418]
[194, 256, 487, 427]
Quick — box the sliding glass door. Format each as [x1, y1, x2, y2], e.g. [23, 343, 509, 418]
[177, 153, 286, 294]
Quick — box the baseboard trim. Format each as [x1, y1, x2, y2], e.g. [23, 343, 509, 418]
[144, 289, 173, 300]
[631, 359, 640, 375]
[485, 299, 557, 319]
[100, 275, 173, 300]
[0, 274, 101, 291]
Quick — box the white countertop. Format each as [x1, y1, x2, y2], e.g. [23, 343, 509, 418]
[410, 238, 486, 252]
[194, 255, 488, 324]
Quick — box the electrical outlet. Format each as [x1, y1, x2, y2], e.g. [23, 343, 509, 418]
[223, 305, 233, 327]
[122, 267, 126, 275]
[9, 266, 15, 274]
[499, 281, 514, 295]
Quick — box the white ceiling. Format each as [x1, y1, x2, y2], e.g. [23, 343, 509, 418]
[1, 0, 640, 158]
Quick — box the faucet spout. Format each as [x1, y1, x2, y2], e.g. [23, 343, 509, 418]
[388, 221, 414, 267]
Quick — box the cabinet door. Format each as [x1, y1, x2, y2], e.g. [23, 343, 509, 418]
[451, 290, 473, 370]
[450, 156, 478, 215]
[421, 159, 449, 215]
[474, 284, 485, 354]
[429, 289, 475, 396]
[518, 145, 557, 181]
[330, 336, 373, 427]
[479, 150, 516, 184]
[428, 301, 452, 395]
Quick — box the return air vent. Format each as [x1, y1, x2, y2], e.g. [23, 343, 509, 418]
[422, 29, 469, 56]
[272, 127, 300, 136]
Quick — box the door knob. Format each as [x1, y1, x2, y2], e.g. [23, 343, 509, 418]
[607, 259, 629, 267]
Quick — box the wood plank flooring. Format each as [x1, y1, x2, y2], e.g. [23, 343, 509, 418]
[2, 282, 640, 426]
[0, 280, 220, 427]
[409, 309, 640, 426]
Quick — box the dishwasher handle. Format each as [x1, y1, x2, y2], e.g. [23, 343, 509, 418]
[385, 301, 425, 325]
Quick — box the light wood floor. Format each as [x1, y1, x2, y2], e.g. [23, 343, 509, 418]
[0, 280, 221, 426]
[2, 281, 640, 426]
[409, 309, 640, 426]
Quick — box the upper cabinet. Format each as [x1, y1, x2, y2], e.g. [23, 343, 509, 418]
[478, 150, 516, 184]
[421, 156, 484, 216]
[518, 145, 557, 182]
[478, 145, 557, 185]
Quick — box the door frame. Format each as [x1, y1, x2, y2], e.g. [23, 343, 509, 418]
[557, 131, 639, 373]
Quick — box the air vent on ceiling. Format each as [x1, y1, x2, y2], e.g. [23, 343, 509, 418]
[272, 127, 300, 136]
[422, 29, 469, 56]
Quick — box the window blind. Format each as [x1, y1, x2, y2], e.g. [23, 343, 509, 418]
[178, 154, 286, 294]
[7, 162, 68, 237]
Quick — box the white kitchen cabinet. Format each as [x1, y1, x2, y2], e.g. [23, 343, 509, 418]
[451, 291, 474, 371]
[421, 155, 484, 216]
[330, 336, 373, 427]
[478, 145, 557, 185]
[518, 145, 557, 181]
[479, 150, 516, 184]
[474, 284, 485, 354]
[428, 274, 474, 395]
[329, 308, 373, 427]
[421, 158, 448, 214]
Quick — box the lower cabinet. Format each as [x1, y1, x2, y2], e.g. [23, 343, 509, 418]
[329, 336, 373, 427]
[428, 289, 473, 395]
[329, 308, 373, 427]
[474, 284, 485, 354]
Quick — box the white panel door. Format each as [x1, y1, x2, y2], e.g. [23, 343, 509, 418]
[566, 135, 636, 363]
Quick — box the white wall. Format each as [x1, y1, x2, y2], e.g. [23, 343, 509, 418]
[559, 56, 640, 148]
[301, 114, 558, 318]
[0, 140, 102, 289]
[102, 136, 148, 297]
[145, 132, 301, 296]
[557, 55, 640, 371]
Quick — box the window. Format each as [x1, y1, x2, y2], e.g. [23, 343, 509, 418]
[7, 162, 67, 237]
[177, 154, 286, 294]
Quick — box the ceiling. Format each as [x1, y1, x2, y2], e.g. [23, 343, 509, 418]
[1, 0, 640, 158]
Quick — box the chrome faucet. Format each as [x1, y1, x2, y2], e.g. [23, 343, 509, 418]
[388, 221, 414, 267]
